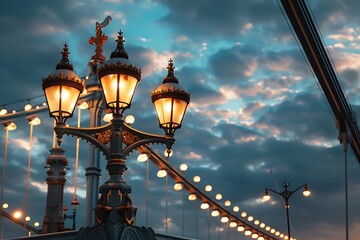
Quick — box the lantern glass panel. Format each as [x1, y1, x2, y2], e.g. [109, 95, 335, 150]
[100, 73, 139, 109]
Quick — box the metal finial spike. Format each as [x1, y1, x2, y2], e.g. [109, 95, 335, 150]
[110, 30, 129, 59]
[162, 59, 179, 84]
[116, 30, 125, 46]
[56, 43, 74, 71]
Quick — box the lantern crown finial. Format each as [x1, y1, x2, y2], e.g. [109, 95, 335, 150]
[56, 43, 74, 71]
[163, 59, 179, 84]
[110, 30, 129, 59]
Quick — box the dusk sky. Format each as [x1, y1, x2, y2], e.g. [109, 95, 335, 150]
[1, 0, 360, 239]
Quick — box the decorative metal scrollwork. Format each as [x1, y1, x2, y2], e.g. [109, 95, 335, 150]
[95, 129, 112, 144]
[122, 130, 137, 145]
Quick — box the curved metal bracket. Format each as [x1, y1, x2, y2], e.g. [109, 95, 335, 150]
[54, 120, 175, 160]
[122, 123, 175, 157]
[54, 123, 113, 158]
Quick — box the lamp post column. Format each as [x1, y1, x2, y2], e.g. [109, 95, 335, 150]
[84, 17, 110, 226]
[42, 147, 68, 233]
[85, 97, 103, 226]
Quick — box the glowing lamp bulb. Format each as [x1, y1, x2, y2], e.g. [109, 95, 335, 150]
[200, 202, 209, 210]
[233, 206, 240, 212]
[237, 226, 245, 232]
[103, 113, 113, 122]
[179, 163, 188, 172]
[205, 185, 212, 192]
[174, 183, 183, 191]
[157, 169, 167, 178]
[13, 210, 22, 219]
[164, 149, 173, 157]
[193, 176, 201, 183]
[137, 153, 148, 162]
[24, 103, 32, 111]
[221, 216, 229, 223]
[211, 210, 219, 217]
[125, 115, 135, 125]
[229, 221, 237, 228]
[188, 193, 197, 201]
[215, 194, 222, 200]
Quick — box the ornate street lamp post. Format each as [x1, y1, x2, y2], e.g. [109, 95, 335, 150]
[63, 198, 79, 230]
[263, 180, 311, 240]
[42, 30, 190, 240]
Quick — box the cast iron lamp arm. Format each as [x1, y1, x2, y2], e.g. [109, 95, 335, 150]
[54, 122, 113, 158]
[53, 118, 175, 160]
[121, 121, 175, 157]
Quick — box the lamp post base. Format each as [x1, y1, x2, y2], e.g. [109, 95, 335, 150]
[77, 225, 156, 240]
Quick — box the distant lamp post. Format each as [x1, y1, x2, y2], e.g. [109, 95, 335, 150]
[263, 180, 310, 240]
[42, 28, 190, 239]
[63, 198, 79, 230]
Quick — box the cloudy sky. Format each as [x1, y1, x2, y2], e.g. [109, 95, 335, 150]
[1, 0, 360, 239]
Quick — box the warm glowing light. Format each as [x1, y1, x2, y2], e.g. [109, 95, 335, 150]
[265, 226, 271, 231]
[200, 202, 209, 210]
[229, 221, 237, 228]
[270, 228, 276, 234]
[258, 237, 265, 240]
[103, 113, 113, 122]
[284, 236, 289, 240]
[24, 103, 32, 111]
[137, 153, 148, 162]
[233, 206, 240, 212]
[275, 231, 280, 236]
[205, 185, 212, 192]
[251, 233, 258, 239]
[260, 223, 266, 228]
[2, 203, 9, 209]
[254, 220, 260, 225]
[220, 216, 229, 223]
[215, 193, 222, 200]
[0, 108, 7, 115]
[263, 194, 270, 201]
[25, 216, 31, 222]
[78, 102, 89, 109]
[280, 234, 284, 238]
[29, 117, 41, 126]
[241, 211, 247, 217]
[34, 222, 40, 227]
[13, 210, 22, 219]
[164, 149, 173, 158]
[303, 184, 311, 197]
[224, 200, 231, 206]
[188, 193, 197, 201]
[211, 210, 219, 217]
[82, 88, 88, 94]
[193, 176, 201, 183]
[157, 169, 167, 178]
[179, 163, 188, 172]
[5, 123, 16, 131]
[237, 226, 245, 232]
[248, 216, 254, 222]
[125, 115, 135, 125]
[245, 230, 252, 236]
[174, 183, 183, 191]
